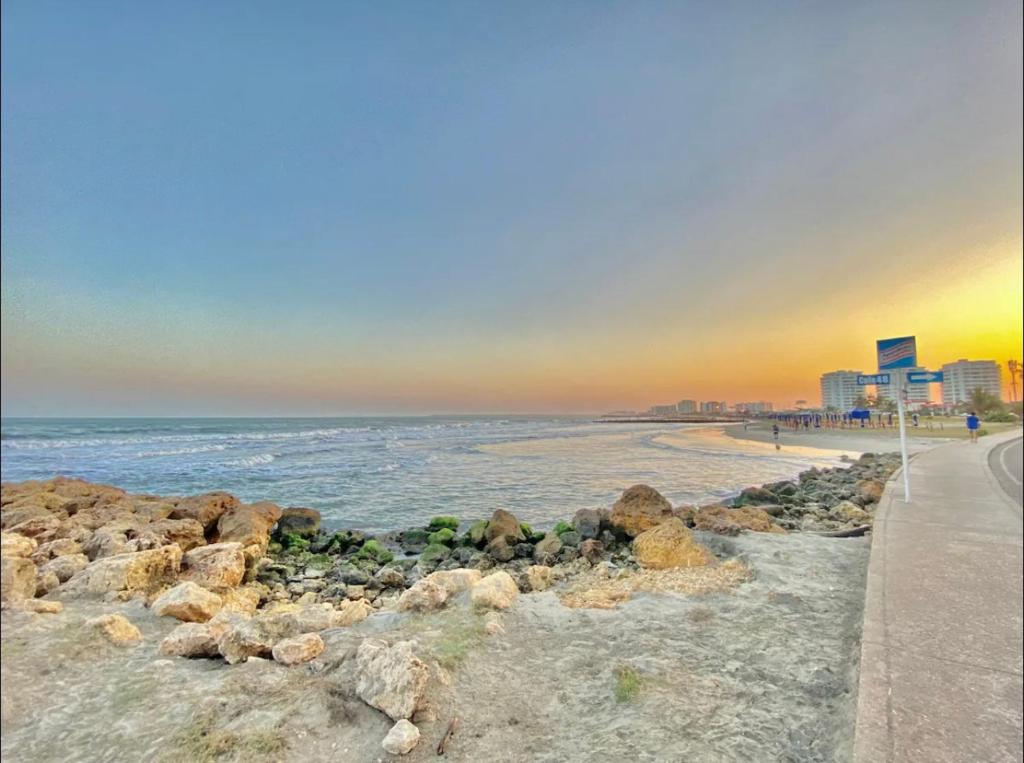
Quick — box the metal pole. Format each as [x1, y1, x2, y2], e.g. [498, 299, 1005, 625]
[896, 368, 911, 502]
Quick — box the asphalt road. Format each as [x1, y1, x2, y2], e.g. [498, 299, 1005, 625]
[988, 435, 1023, 507]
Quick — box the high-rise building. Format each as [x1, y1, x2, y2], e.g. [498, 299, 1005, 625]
[877, 366, 931, 408]
[700, 401, 727, 413]
[941, 359, 1002, 406]
[676, 399, 697, 414]
[734, 401, 774, 413]
[648, 404, 678, 416]
[820, 370, 863, 410]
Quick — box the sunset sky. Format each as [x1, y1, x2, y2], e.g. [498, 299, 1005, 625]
[2, 1, 1022, 416]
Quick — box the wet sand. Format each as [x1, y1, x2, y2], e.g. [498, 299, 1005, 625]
[724, 421, 950, 456]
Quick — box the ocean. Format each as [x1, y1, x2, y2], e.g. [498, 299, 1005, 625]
[0, 417, 854, 532]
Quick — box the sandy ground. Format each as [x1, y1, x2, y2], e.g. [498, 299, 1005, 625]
[1, 531, 870, 763]
[724, 420, 952, 455]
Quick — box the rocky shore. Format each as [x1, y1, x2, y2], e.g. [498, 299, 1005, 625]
[1, 452, 900, 761]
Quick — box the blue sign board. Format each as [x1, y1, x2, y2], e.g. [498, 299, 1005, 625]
[850, 409, 871, 420]
[857, 374, 891, 385]
[877, 336, 917, 370]
[907, 370, 943, 384]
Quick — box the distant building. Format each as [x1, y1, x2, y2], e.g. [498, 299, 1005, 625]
[820, 370, 863, 410]
[648, 404, 678, 417]
[941, 359, 1002, 406]
[700, 401, 727, 414]
[877, 366, 931, 409]
[734, 401, 773, 414]
[676, 399, 697, 414]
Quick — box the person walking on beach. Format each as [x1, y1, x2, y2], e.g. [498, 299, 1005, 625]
[772, 423, 779, 441]
[966, 411, 981, 443]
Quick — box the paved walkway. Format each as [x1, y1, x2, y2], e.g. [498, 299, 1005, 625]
[854, 429, 1024, 762]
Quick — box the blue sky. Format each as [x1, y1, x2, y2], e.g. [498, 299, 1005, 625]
[2, 1, 1021, 415]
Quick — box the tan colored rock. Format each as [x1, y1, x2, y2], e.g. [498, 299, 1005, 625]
[272, 632, 324, 665]
[40, 553, 89, 583]
[1, 503, 54, 531]
[632, 518, 714, 570]
[159, 622, 221, 657]
[130, 500, 176, 523]
[36, 570, 61, 596]
[214, 502, 281, 561]
[856, 479, 885, 504]
[217, 616, 275, 664]
[526, 565, 554, 592]
[23, 599, 63, 614]
[831, 500, 873, 525]
[355, 639, 429, 721]
[82, 528, 130, 560]
[180, 542, 245, 590]
[7, 516, 62, 543]
[151, 582, 223, 623]
[693, 506, 784, 535]
[532, 533, 562, 563]
[61, 545, 182, 598]
[579, 539, 604, 564]
[609, 485, 673, 538]
[30, 538, 81, 564]
[170, 492, 240, 532]
[397, 579, 449, 612]
[485, 509, 525, 543]
[1, 556, 38, 604]
[220, 585, 262, 615]
[427, 568, 483, 595]
[1, 531, 37, 559]
[470, 571, 519, 610]
[145, 518, 206, 552]
[382, 719, 421, 755]
[336, 598, 374, 626]
[88, 613, 142, 645]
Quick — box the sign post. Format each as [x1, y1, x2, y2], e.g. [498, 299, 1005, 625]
[877, 336, 917, 503]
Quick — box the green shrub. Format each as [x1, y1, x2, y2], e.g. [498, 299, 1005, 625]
[427, 528, 456, 546]
[614, 666, 643, 703]
[428, 516, 460, 531]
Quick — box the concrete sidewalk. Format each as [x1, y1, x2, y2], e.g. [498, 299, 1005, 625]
[853, 430, 1024, 762]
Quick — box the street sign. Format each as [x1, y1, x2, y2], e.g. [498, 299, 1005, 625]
[857, 373, 891, 385]
[907, 370, 943, 383]
[877, 336, 917, 370]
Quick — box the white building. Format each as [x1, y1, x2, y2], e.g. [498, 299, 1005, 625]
[877, 366, 931, 408]
[700, 401, 727, 413]
[676, 399, 697, 414]
[820, 370, 864, 411]
[734, 401, 774, 413]
[648, 404, 678, 416]
[941, 359, 1002, 406]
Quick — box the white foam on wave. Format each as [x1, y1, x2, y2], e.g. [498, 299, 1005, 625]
[136, 444, 228, 458]
[223, 453, 277, 467]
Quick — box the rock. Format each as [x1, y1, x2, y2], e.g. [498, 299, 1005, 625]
[609, 485, 673, 538]
[276, 508, 321, 538]
[483, 612, 504, 636]
[466, 520, 489, 547]
[397, 579, 449, 612]
[557, 531, 581, 547]
[734, 486, 780, 506]
[856, 479, 885, 504]
[145, 519, 206, 552]
[88, 613, 142, 645]
[152, 581, 223, 622]
[337, 565, 370, 586]
[672, 505, 697, 525]
[533, 533, 562, 563]
[427, 528, 456, 546]
[572, 509, 603, 540]
[354, 639, 429, 721]
[632, 518, 714, 570]
[131, 500, 176, 522]
[419, 543, 452, 566]
[427, 568, 482, 594]
[375, 566, 406, 589]
[579, 539, 604, 564]
[215, 502, 282, 562]
[382, 719, 421, 755]
[30, 538, 81, 563]
[181, 542, 246, 590]
[336, 598, 374, 626]
[1, 503, 55, 531]
[40, 553, 89, 583]
[1, 556, 38, 603]
[6, 515, 63, 543]
[82, 528, 130, 560]
[272, 633, 324, 666]
[23, 599, 63, 614]
[470, 571, 519, 610]
[484, 537, 515, 563]
[526, 565, 554, 592]
[61, 545, 182, 598]
[220, 585, 262, 615]
[768, 480, 799, 498]
[485, 509, 525, 544]
[170, 492, 240, 532]
[513, 542, 534, 558]
[830, 500, 873, 525]
[217, 616, 274, 664]
[398, 529, 430, 554]
[159, 622, 222, 657]
[1, 531, 37, 559]
[693, 506, 784, 535]
[36, 570, 61, 596]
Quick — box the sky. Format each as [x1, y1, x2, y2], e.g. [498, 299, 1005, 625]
[2, 0, 1022, 416]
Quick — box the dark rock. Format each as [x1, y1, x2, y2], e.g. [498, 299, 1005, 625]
[276, 508, 321, 538]
[485, 536, 515, 562]
[486, 509, 525, 544]
[336, 565, 370, 586]
[533, 533, 562, 563]
[557, 547, 580, 564]
[399, 529, 430, 554]
[453, 546, 475, 565]
[374, 566, 405, 588]
[419, 543, 451, 566]
[572, 509, 602, 540]
[513, 542, 534, 559]
[466, 520, 489, 547]
[557, 531, 581, 547]
[734, 487, 779, 506]
[579, 539, 604, 564]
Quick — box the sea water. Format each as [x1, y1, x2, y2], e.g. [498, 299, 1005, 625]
[0, 417, 853, 531]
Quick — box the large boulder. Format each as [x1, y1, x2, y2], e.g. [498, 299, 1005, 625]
[734, 486, 780, 507]
[31, 538, 82, 563]
[572, 509, 603, 540]
[7, 515, 62, 544]
[276, 508, 321, 538]
[526, 565, 554, 592]
[216, 615, 274, 664]
[61, 545, 182, 598]
[88, 613, 142, 645]
[382, 719, 421, 756]
[609, 485, 673, 538]
[40, 553, 89, 583]
[159, 622, 224, 658]
[170, 492, 241, 532]
[830, 500, 873, 525]
[215, 502, 282, 562]
[2, 531, 38, 559]
[483, 537, 514, 563]
[427, 568, 482, 595]
[180, 542, 246, 590]
[397, 579, 449, 612]
[1, 556, 37, 604]
[354, 639, 429, 721]
[855, 479, 885, 504]
[272, 633, 324, 666]
[485, 509, 525, 544]
[632, 518, 714, 570]
[82, 527, 131, 560]
[470, 571, 519, 610]
[532, 533, 562, 564]
[145, 519, 206, 552]
[151, 581, 223, 623]
[693, 506, 784, 535]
